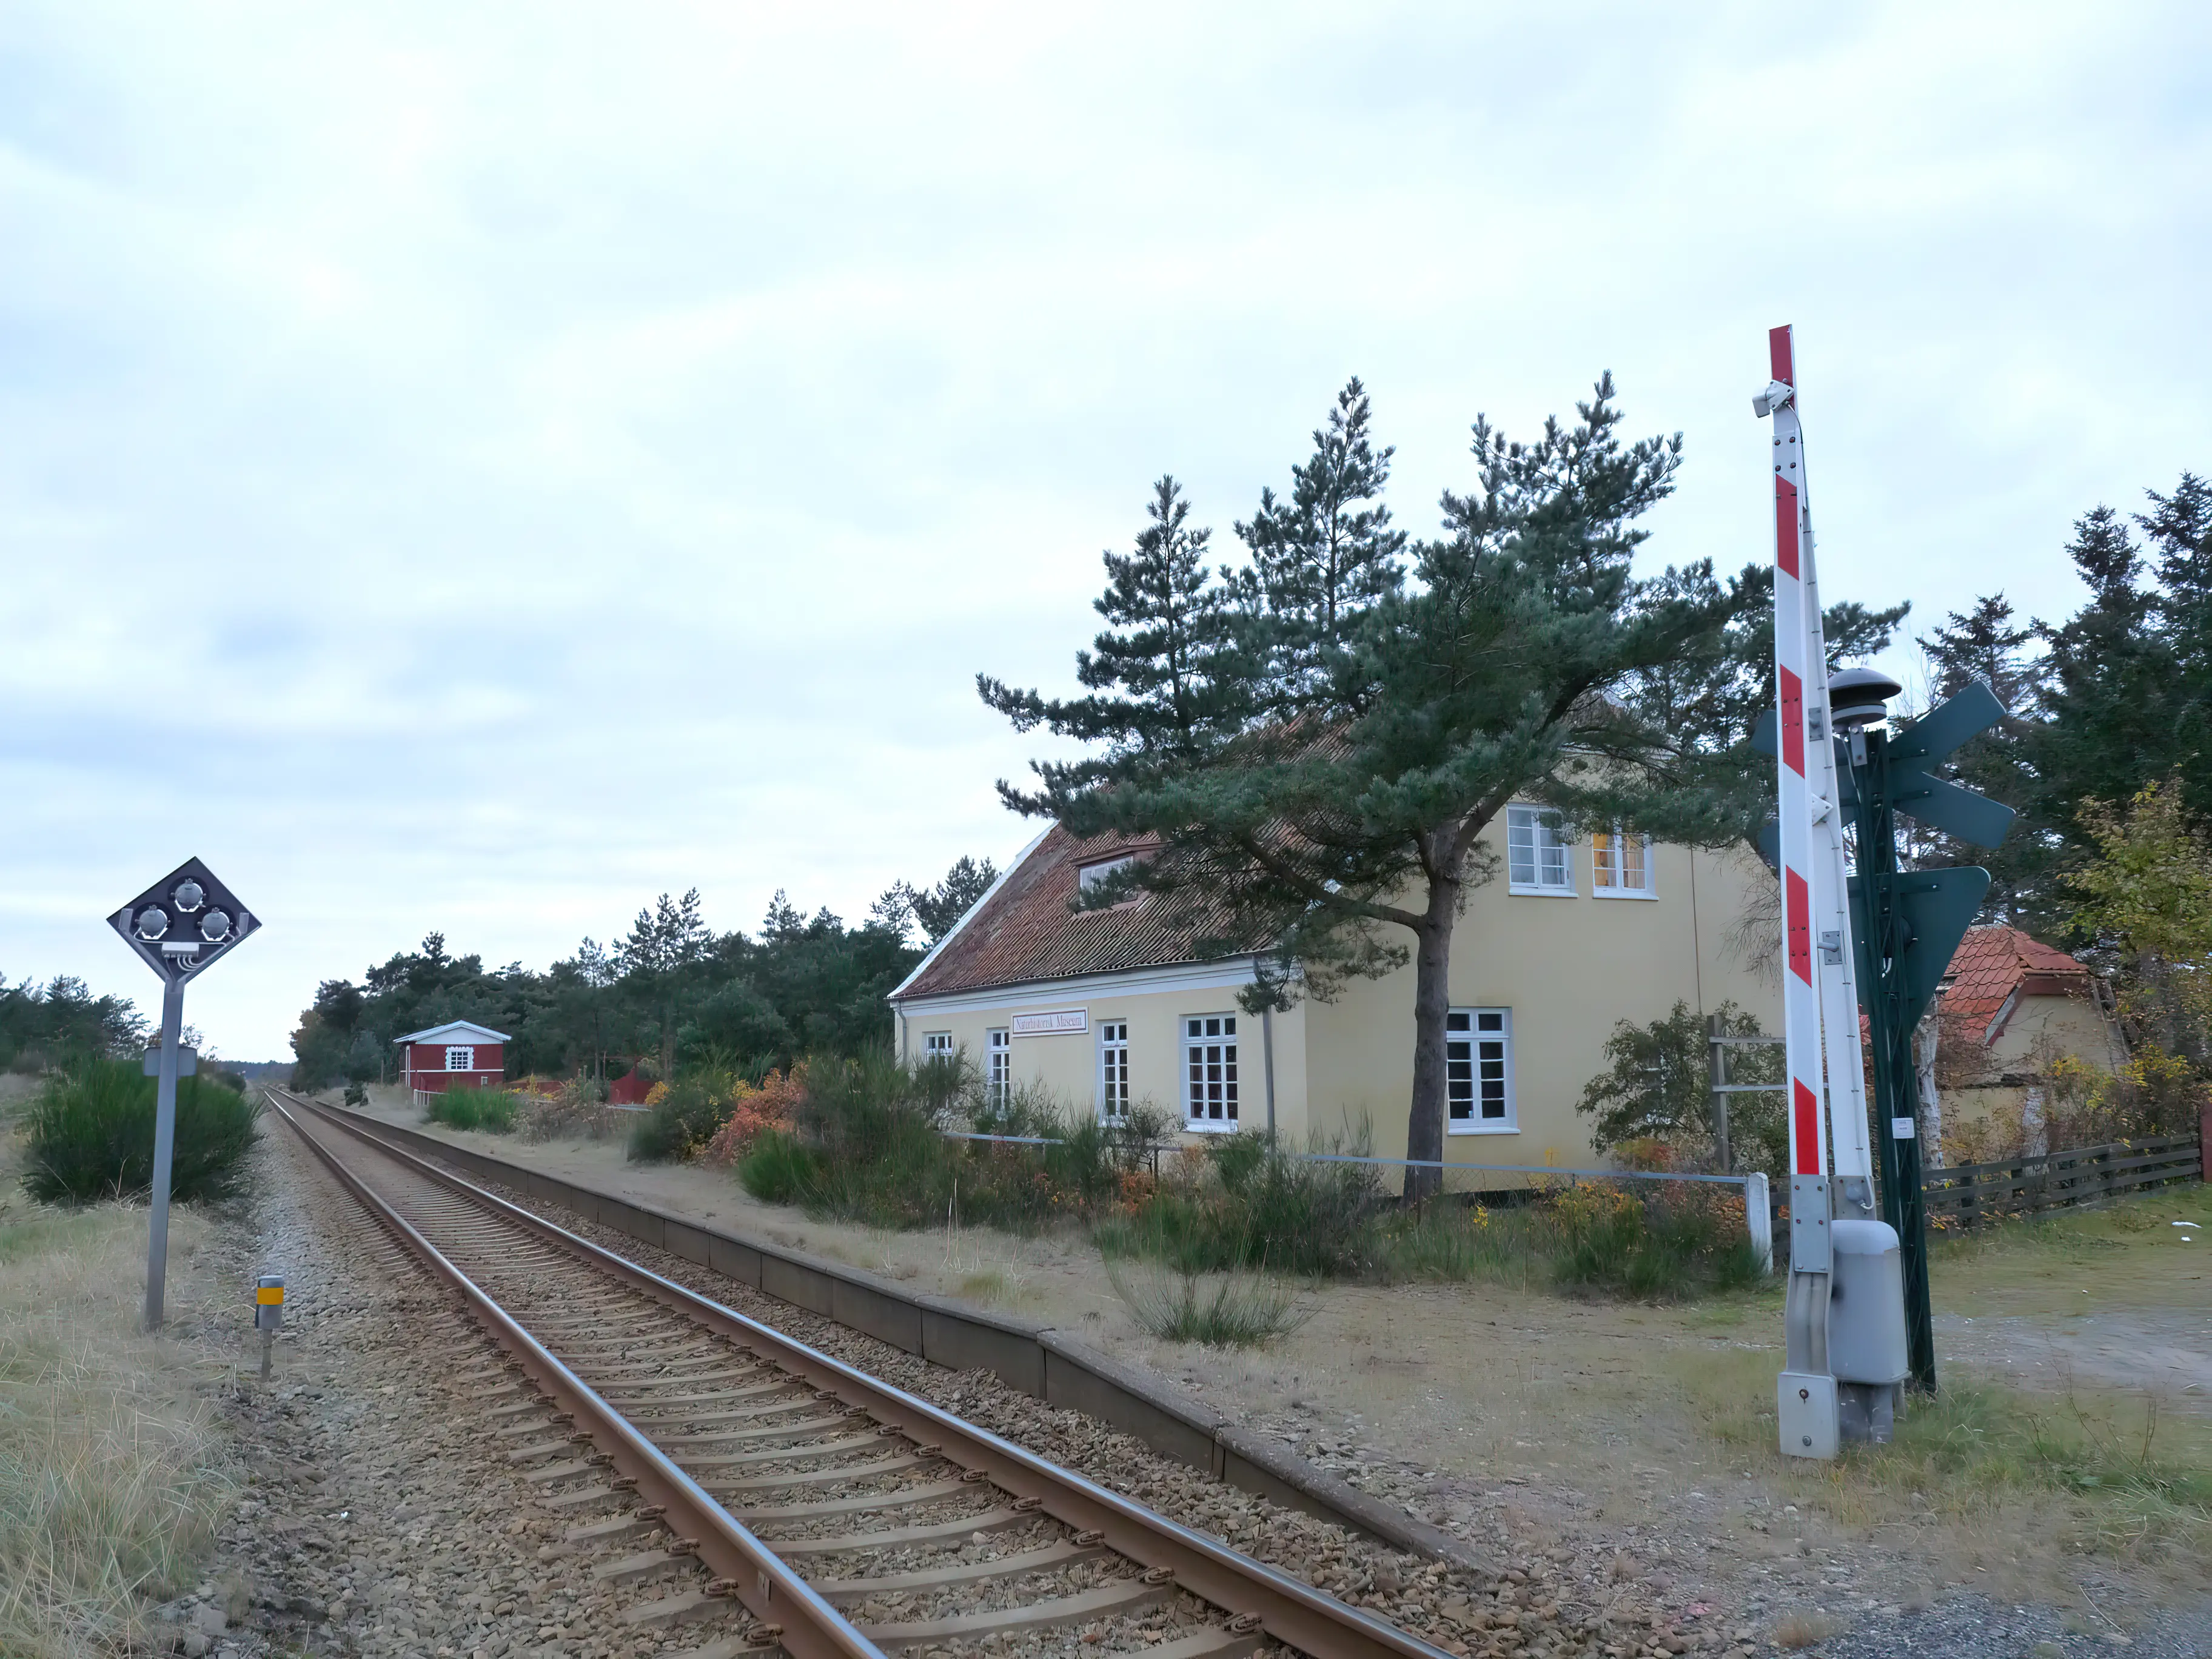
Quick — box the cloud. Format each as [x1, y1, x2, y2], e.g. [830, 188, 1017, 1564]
[3, 1, 2207, 1055]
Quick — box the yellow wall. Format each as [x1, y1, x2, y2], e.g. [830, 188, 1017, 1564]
[1300, 839, 1775, 1165]
[895, 829, 1779, 1163]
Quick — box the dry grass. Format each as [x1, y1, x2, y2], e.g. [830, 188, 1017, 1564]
[0, 1121, 233, 1658]
[1675, 1338, 2211, 1600]
[1771, 1609, 1844, 1649]
[1105, 1257, 1315, 1347]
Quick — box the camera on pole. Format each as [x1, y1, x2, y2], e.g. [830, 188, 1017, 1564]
[107, 857, 261, 1332]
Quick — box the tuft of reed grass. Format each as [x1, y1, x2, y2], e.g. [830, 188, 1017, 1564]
[1105, 1256, 1313, 1347]
[424, 1084, 518, 1133]
[20, 1058, 258, 1205]
[0, 1197, 232, 1657]
[1771, 1610, 1843, 1649]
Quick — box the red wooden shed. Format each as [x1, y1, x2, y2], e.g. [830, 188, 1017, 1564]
[395, 1020, 509, 1102]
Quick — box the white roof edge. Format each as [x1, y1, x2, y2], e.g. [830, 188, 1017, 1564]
[394, 1020, 512, 1045]
[886, 825, 1054, 1004]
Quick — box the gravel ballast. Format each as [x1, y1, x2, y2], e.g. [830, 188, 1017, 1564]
[175, 1104, 2210, 1659]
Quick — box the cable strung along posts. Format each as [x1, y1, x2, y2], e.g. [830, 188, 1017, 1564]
[1754, 327, 1911, 1458]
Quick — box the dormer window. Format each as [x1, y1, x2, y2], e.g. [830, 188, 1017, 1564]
[1078, 855, 1139, 901]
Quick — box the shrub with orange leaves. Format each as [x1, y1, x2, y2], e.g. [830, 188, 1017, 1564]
[704, 1066, 808, 1165]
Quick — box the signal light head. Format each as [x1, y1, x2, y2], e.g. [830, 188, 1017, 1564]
[1829, 666, 1903, 729]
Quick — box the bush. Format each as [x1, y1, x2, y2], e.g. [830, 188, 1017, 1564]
[1092, 1128, 1381, 1277]
[341, 1081, 367, 1108]
[627, 1074, 734, 1162]
[1547, 1180, 1761, 1298]
[702, 1068, 806, 1164]
[20, 1058, 259, 1205]
[1105, 1258, 1313, 1347]
[737, 1128, 824, 1204]
[424, 1085, 517, 1133]
[729, 1052, 1164, 1232]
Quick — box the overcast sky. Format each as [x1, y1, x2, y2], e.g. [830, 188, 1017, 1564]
[4, 2, 2207, 1061]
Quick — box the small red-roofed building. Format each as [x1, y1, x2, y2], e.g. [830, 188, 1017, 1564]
[1932, 927, 2125, 1127]
[395, 1020, 509, 1103]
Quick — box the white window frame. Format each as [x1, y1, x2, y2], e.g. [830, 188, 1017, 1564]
[1078, 854, 1139, 902]
[1590, 825, 1657, 899]
[985, 1028, 1011, 1106]
[1506, 805, 1575, 896]
[921, 1031, 953, 1064]
[1445, 1008, 1515, 1134]
[1182, 1013, 1240, 1133]
[1098, 1021, 1130, 1122]
[444, 1045, 474, 1071]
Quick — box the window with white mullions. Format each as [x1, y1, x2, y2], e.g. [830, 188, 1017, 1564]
[922, 1031, 953, 1064]
[445, 1046, 474, 1071]
[1446, 1008, 1513, 1131]
[1098, 1021, 1130, 1121]
[986, 1028, 1011, 1107]
[1507, 806, 1574, 894]
[1184, 1014, 1238, 1130]
[1592, 826, 1654, 897]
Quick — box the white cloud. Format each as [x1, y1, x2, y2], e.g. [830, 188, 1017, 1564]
[4, 0, 2207, 1055]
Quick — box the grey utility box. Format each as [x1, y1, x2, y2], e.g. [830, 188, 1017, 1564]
[1828, 1218, 1909, 1385]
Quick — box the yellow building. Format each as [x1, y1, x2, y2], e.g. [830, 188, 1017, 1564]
[888, 814, 1779, 1168]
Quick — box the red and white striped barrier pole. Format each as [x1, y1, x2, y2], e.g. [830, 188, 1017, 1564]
[1758, 326, 1888, 1459]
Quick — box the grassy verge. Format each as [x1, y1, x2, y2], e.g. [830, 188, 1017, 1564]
[423, 1084, 518, 1133]
[1680, 1333, 2211, 1581]
[0, 1113, 232, 1657]
[717, 1051, 1765, 1313]
[1928, 1178, 2212, 1318]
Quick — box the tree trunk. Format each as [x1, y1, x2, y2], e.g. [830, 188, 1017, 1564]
[1913, 1013, 1945, 1169]
[1403, 891, 1458, 1204]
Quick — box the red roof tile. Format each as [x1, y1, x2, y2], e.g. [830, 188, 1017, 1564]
[1940, 925, 2087, 1029]
[893, 825, 1265, 1001]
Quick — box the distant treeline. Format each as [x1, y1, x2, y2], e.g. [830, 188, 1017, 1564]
[287, 859, 997, 1092]
[1, 976, 148, 1073]
[2, 974, 252, 1093]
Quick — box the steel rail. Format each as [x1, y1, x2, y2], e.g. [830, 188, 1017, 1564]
[265, 1089, 884, 1659]
[276, 1090, 1453, 1659]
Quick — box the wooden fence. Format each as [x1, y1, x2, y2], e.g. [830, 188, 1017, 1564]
[1922, 1129, 2204, 1226]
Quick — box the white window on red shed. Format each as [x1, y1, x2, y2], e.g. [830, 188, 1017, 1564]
[446, 1046, 474, 1071]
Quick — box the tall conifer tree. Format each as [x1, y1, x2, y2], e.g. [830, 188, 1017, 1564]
[984, 377, 1765, 1197]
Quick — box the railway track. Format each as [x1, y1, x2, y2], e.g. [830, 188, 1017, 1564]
[266, 1088, 1454, 1659]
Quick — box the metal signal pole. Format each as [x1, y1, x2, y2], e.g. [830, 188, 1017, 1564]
[109, 858, 260, 1331]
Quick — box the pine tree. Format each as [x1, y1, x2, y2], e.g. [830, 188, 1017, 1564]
[1914, 593, 2051, 919]
[1236, 378, 1407, 696]
[2136, 473, 2212, 820]
[985, 375, 1764, 1198]
[981, 475, 1249, 788]
[620, 890, 711, 1077]
[2031, 506, 2184, 845]
[912, 856, 999, 943]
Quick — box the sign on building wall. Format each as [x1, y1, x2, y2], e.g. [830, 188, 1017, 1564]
[1011, 1010, 1088, 1036]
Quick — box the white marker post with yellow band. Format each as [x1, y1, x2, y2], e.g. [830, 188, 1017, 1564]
[255, 1275, 284, 1380]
